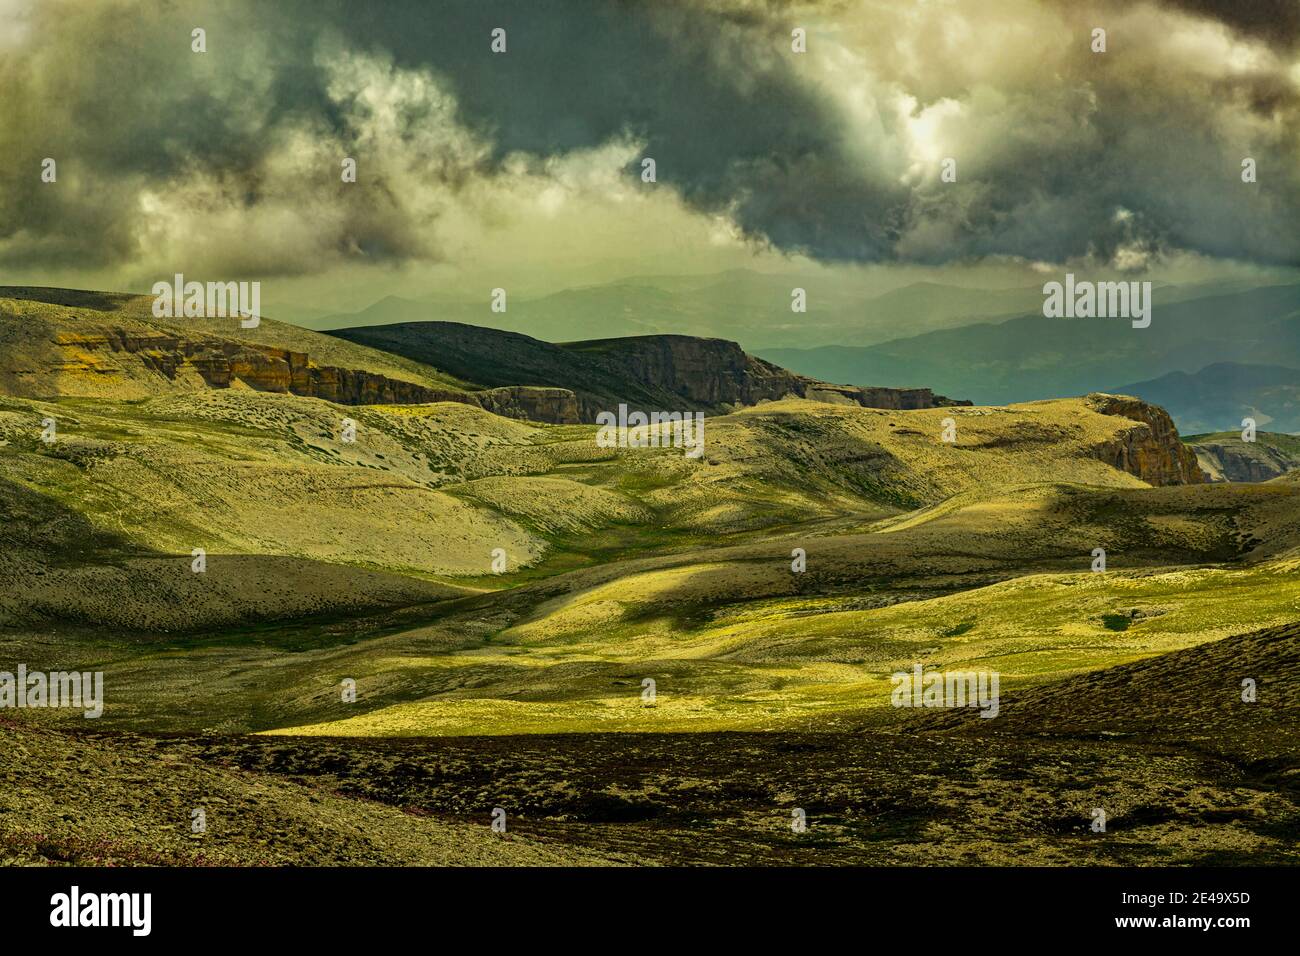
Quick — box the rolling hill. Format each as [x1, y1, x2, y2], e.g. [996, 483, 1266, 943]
[330, 321, 966, 422]
[0, 287, 965, 427]
[4, 284, 1299, 865]
[923, 619, 1300, 765]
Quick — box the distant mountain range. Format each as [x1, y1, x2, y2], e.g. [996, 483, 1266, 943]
[305, 272, 1275, 351]
[1117, 363, 1300, 434]
[760, 283, 1300, 429]
[307, 270, 1056, 349]
[303, 274, 1300, 433]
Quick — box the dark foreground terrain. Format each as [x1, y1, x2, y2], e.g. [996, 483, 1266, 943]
[171, 728, 1298, 866]
[5, 622, 1295, 867]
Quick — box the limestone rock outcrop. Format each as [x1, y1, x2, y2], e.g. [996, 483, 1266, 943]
[1085, 393, 1207, 486]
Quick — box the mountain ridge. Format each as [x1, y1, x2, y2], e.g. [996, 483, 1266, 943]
[1117, 361, 1300, 434]
[2, 287, 970, 427]
[330, 321, 971, 423]
[759, 283, 1300, 411]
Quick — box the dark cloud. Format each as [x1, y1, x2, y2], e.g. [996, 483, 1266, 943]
[1150, 0, 1300, 50]
[0, 0, 1297, 278]
[305, 0, 907, 258]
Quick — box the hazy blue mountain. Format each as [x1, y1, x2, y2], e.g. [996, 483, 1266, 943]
[1117, 362, 1300, 434]
[306, 270, 1052, 348]
[759, 284, 1300, 407]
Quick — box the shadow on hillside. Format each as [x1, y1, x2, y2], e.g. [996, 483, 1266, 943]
[0, 475, 157, 562]
[0, 287, 134, 312]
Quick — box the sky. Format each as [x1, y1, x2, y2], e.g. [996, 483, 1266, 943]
[1, 0, 1298, 320]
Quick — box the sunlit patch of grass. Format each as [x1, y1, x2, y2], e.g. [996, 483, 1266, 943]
[258, 562, 1300, 737]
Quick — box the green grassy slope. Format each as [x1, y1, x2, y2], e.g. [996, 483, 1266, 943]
[923, 620, 1300, 764]
[1, 296, 1295, 744]
[0, 288, 472, 400]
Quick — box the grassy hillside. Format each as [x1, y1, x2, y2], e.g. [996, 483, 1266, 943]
[924, 620, 1300, 763]
[329, 321, 720, 419]
[0, 390, 1204, 602]
[248, 482, 1300, 738]
[4, 287, 1298, 865]
[4, 390, 1295, 736]
[0, 288, 473, 400]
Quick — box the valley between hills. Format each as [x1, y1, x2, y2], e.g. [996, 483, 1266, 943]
[1, 286, 1297, 866]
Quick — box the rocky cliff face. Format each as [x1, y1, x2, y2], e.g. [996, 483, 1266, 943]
[46, 328, 581, 422]
[1190, 439, 1300, 482]
[30, 306, 959, 429]
[330, 322, 971, 424]
[1085, 393, 1208, 486]
[588, 335, 764, 405]
[583, 335, 968, 415]
[474, 386, 581, 424]
[801, 382, 967, 410]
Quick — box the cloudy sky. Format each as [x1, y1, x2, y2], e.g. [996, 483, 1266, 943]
[1, 0, 1297, 318]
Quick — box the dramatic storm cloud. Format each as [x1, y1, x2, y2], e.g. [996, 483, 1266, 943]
[0, 0, 1297, 284]
[1141, 0, 1300, 50]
